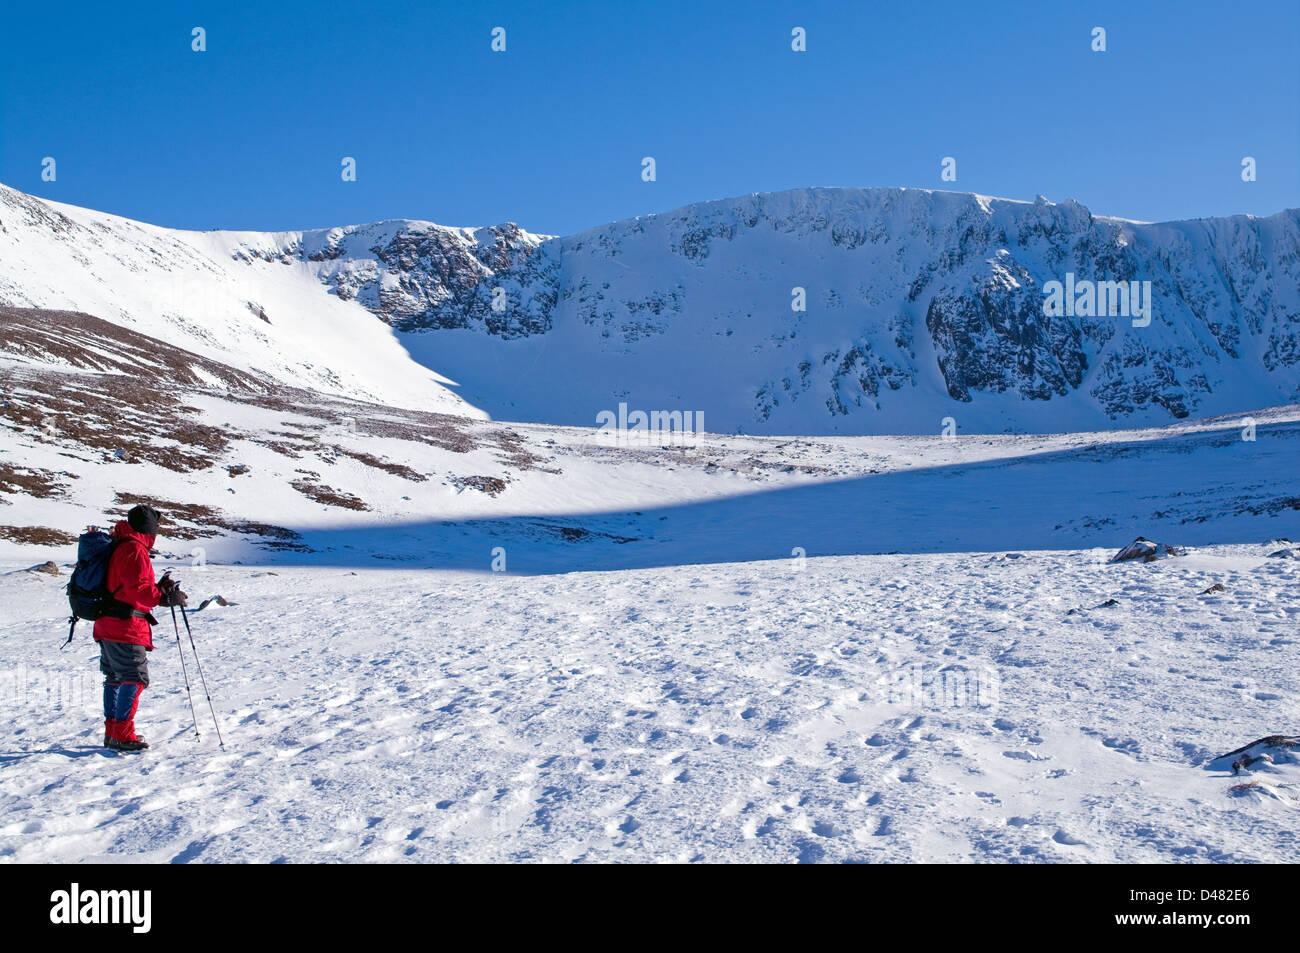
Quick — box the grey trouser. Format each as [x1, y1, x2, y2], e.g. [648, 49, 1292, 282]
[99, 640, 150, 688]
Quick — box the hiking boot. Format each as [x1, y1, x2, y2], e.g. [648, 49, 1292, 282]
[118, 719, 147, 749]
[107, 736, 149, 752]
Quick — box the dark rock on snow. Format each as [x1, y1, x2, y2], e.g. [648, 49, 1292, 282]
[1208, 736, 1300, 774]
[1110, 537, 1184, 563]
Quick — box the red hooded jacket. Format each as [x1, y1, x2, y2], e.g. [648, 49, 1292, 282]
[92, 521, 162, 650]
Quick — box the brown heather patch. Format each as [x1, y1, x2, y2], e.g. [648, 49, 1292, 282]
[232, 396, 487, 461]
[353, 412, 476, 453]
[490, 427, 550, 471]
[267, 429, 317, 440]
[112, 493, 221, 539]
[236, 394, 336, 420]
[450, 475, 507, 496]
[0, 524, 77, 546]
[535, 522, 637, 545]
[224, 521, 303, 542]
[249, 438, 309, 459]
[0, 306, 269, 391]
[278, 420, 325, 432]
[0, 462, 69, 499]
[1, 368, 232, 472]
[331, 445, 427, 481]
[290, 479, 370, 511]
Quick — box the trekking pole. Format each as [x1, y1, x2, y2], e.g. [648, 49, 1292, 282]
[178, 607, 226, 750]
[169, 603, 201, 740]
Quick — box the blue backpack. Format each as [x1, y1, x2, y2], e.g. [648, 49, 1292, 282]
[63, 530, 132, 647]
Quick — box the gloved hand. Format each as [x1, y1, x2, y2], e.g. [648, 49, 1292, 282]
[159, 584, 188, 608]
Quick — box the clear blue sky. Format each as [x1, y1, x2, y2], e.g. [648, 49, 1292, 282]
[1, 0, 1296, 235]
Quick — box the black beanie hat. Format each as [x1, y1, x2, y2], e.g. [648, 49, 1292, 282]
[127, 504, 162, 536]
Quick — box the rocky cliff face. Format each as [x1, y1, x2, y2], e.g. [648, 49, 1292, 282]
[293, 221, 558, 339]
[295, 188, 1298, 432]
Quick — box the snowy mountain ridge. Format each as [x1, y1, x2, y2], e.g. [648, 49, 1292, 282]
[2, 182, 1297, 434]
[416, 187, 1299, 433]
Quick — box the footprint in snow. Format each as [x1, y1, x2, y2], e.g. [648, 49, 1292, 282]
[795, 839, 827, 863]
[1101, 736, 1141, 757]
[1053, 829, 1087, 846]
[811, 820, 840, 838]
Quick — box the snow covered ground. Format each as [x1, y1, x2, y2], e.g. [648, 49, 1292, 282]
[1, 536, 1297, 862]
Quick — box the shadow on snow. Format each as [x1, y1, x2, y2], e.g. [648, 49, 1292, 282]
[242, 419, 1300, 575]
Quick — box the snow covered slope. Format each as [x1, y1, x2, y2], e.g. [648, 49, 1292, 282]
[2, 303, 1296, 569]
[3, 183, 1296, 434]
[0, 185, 482, 414]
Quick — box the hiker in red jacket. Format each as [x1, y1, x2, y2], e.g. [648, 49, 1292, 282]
[95, 505, 187, 752]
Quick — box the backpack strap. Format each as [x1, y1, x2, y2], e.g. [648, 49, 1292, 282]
[61, 616, 77, 650]
[104, 536, 131, 601]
